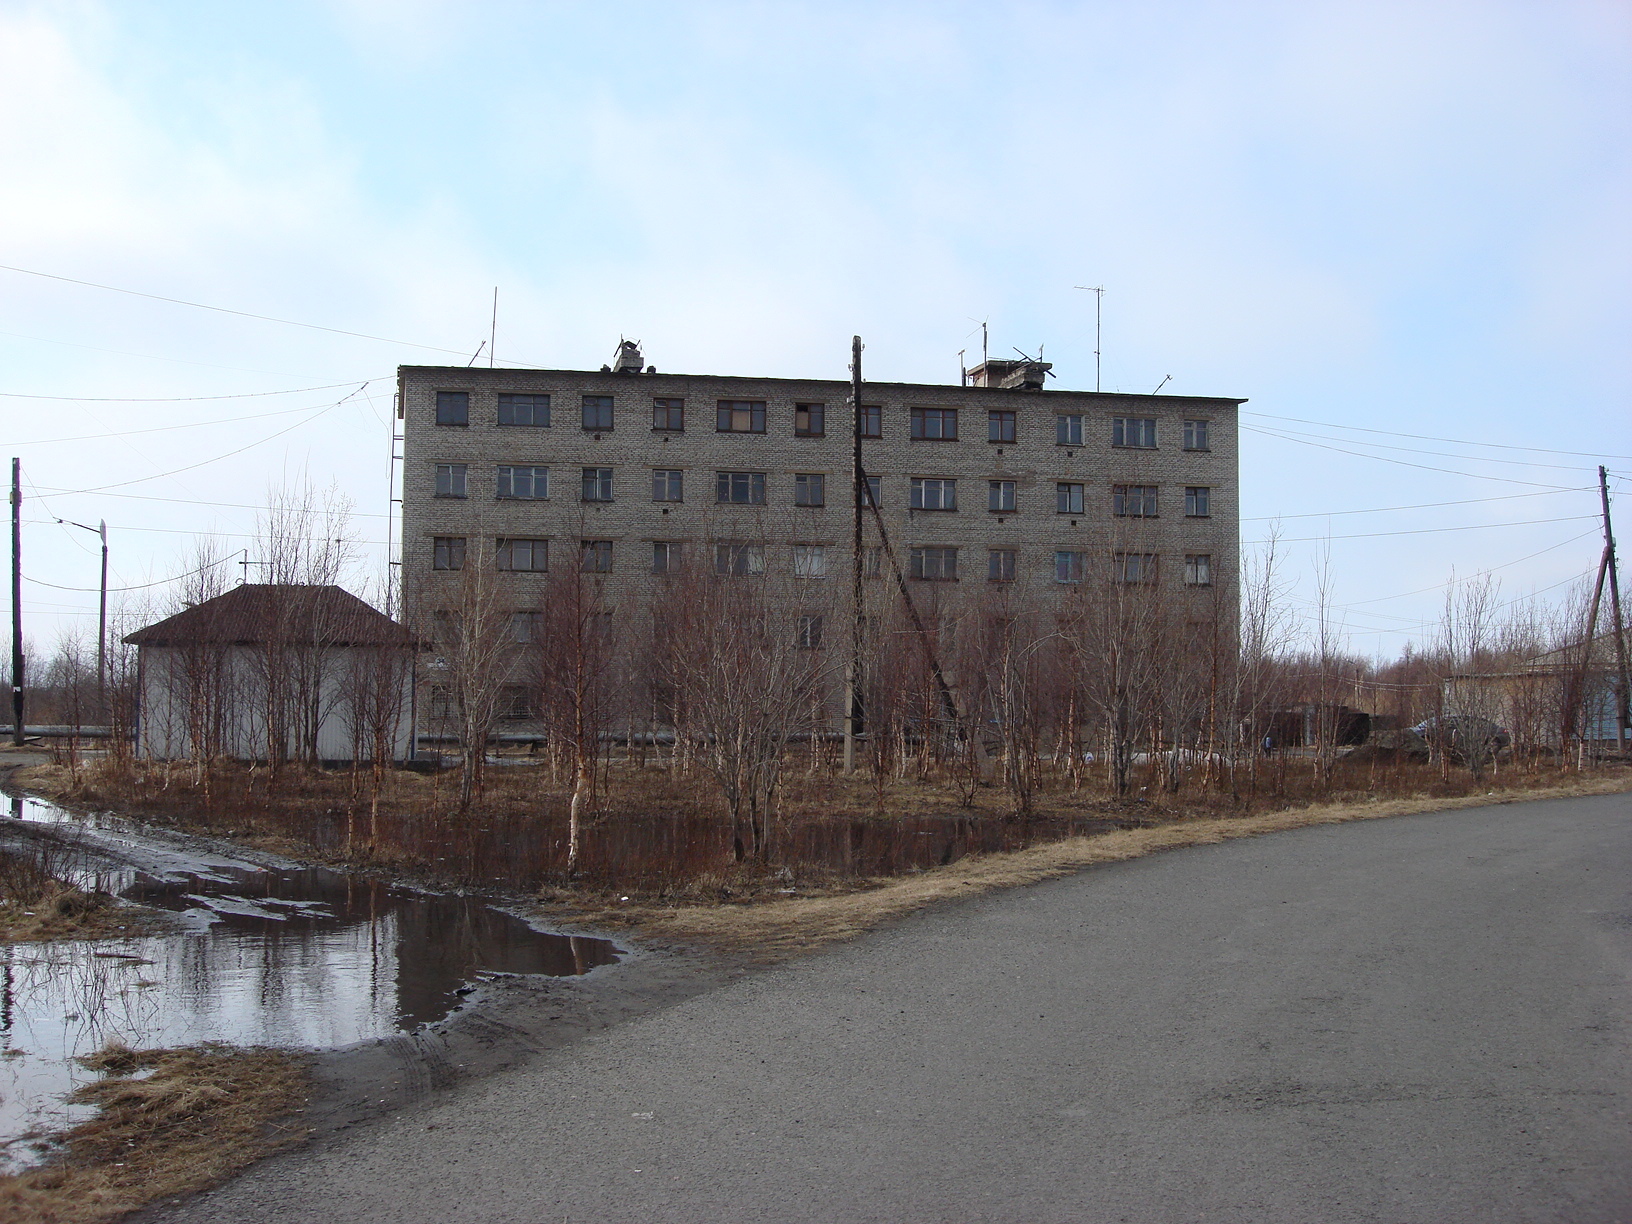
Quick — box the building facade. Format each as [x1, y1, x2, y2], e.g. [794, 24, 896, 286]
[397, 347, 1242, 722]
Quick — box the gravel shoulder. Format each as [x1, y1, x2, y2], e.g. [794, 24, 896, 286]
[144, 788, 1632, 1224]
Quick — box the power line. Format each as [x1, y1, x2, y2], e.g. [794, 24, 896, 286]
[48, 384, 370, 495]
[0, 263, 477, 358]
[1241, 424, 1582, 489]
[32, 488, 393, 520]
[0, 378, 376, 403]
[1245, 421, 1597, 473]
[23, 551, 236, 594]
[1240, 487, 1586, 522]
[1242, 514, 1595, 546]
[1242, 410, 1632, 461]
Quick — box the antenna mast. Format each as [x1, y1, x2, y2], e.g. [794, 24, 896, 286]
[1075, 285, 1104, 391]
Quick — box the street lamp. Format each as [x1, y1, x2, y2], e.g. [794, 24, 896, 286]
[57, 518, 107, 715]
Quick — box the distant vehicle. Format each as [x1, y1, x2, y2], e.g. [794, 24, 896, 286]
[1411, 715, 1511, 758]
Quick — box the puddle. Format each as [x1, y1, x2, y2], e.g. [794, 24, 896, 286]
[0, 795, 620, 1172]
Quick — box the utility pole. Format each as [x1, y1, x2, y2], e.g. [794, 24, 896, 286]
[843, 335, 864, 776]
[10, 459, 22, 746]
[58, 517, 108, 714]
[1075, 285, 1105, 391]
[1598, 465, 1629, 751]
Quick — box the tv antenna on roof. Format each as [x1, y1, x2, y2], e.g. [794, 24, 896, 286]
[1074, 286, 1104, 391]
[1012, 345, 1058, 383]
[966, 318, 989, 367]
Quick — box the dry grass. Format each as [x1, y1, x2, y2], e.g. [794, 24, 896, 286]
[0, 850, 166, 944]
[0, 1042, 309, 1224]
[557, 772, 1632, 960]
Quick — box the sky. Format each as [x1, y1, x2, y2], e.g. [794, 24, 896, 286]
[2, 0, 1629, 660]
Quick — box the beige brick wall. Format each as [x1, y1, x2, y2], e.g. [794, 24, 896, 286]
[398, 365, 1240, 629]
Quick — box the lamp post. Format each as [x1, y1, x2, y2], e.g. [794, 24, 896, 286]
[58, 518, 108, 716]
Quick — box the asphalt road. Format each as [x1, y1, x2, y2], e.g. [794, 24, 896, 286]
[161, 791, 1631, 1223]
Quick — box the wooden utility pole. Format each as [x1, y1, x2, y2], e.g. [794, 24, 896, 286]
[10, 459, 23, 746]
[1598, 465, 1630, 751]
[843, 335, 864, 775]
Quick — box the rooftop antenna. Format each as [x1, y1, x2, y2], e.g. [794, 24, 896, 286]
[466, 340, 486, 367]
[1074, 285, 1104, 391]
[489, 287, 497, 368]
[1012, 345, 1058, 383]
[1152, 374, 1171, 394]
[958, 349, 967, 386]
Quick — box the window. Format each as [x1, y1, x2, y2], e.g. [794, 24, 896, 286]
[1054, 550, 1085, 584]
[988, 549, 1017, 582]
[498, 394, 550, 427]
[988, 410, 1016, 443]
[859, 404, 882, 438]
[1056, 482, 1085, 515]
[794, 473, 825, 507]
[498, 685, 535, 721]
[988, 480, 1016, 512]
[716, 470, 766, 504]
[714, 542, 765, 576]
[427, 684, 454, 721]
[796, 614, 824, 649]
[510, 611, 541, 644]
[582, 395, 614, 431]
[792, 545, 827, 578]
[496, 537, 549, 572]
[1113, 485, 1159, 517]
[910, 406, 958, 440]
[862, 546, 883, 578]
[1183, 419, 1210, 452]
[652, 541, 680, 574]
[716, 400, 766, 433]
[910, 478, 957, 510]
[652, 397, 684, 431]
[581, 468, 613, 502]
[1115, 552, 1158, 584]
[652, 469, 684, 502]
[432, 610, 461, 643]
[1185, 554, 1213, 587]
[1056, 414, 1083, 446]
[435, 391, 468, 426]
[910, 546, 959, 581]
[435, 463, 468, 499]
[1185, 486, 1210, 518]
[863, 475, 882, 509]
[497, 466, 548, 500]
[580, 540, 613, 572]
[432, 536, 466, 571]
[795, 403, 825, 436]
[1112, 416, 1157, 448]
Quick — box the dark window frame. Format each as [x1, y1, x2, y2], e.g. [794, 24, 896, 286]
[432, 536, 466, 571]
[581, 467, 614, 502]
[910, 545, 959, 581]
[795, 403, 826, 437]
[496, 465, 548, 500]
[582, 395, 615, 432]
[1185, 486, 1211, 518]
[497, 393, 551, 427]
[716, 400, 767, 433]
[435, 391, 469, 427]
[1183, 419, 1211, 452]
[652, 469, 684, 502]
[1056, 482, 1085, 515]
[1112, 484, 1159, 517]
[580, 539, 614, 573]
[794, 473, 826, 507]
[910, 406, 959, 441]
[910, 477, 957, 511]
[1112, 416, 1158, 449]
[988, 410, 1017, 444]
[859, 404, 882, 438]
[715, 470, 767, 505]
[988, 480, 1016, 513]
[495, 537, 549, 572]
[988, 549, 1017, 583]
[652, 397, 685, 432]
[1056, 414, 1084, 446]
[434, 463, 468, 499]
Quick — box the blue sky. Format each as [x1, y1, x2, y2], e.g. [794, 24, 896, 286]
[2, 0, 1628, 655]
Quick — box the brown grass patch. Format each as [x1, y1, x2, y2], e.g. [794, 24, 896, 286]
[0, 849, 168, 945]
[0, 1043, 309, 1224]
[556, 772, 1632, 960]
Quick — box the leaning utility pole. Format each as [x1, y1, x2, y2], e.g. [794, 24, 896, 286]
[1598, 465, 1629, 751]
[843, 335, 864, 775]
[10, 459, 23, 746]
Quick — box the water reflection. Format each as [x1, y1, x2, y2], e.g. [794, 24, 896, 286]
[0, 796, 620, 1171]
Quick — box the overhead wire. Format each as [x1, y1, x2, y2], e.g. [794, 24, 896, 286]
[1241, 423, 1585, 489]
[0, 379, 377, 403]
[1242, 409, 1632, 462]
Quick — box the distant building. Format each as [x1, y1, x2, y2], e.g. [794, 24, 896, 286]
[396, 341, 1243, 732]
[125, 584, 419, 763]
[1443, 630, 1631, 750]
